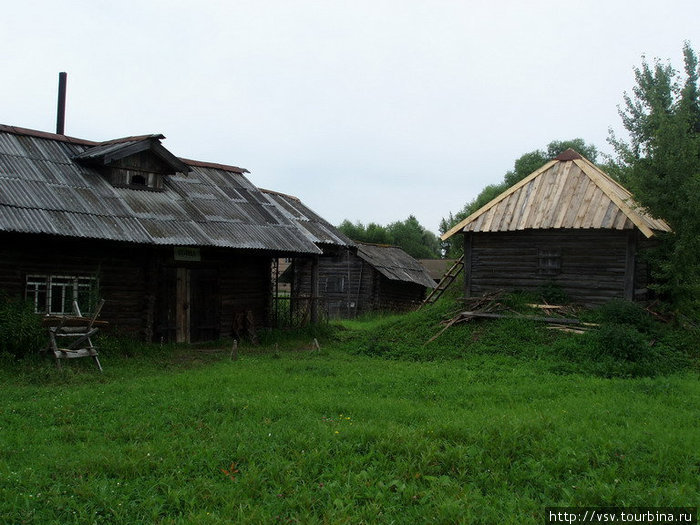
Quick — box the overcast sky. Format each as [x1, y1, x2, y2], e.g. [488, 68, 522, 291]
[3, 1, 698, 233]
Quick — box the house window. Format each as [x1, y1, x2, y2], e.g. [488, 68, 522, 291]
[324, 276, 345, 293]
[25, 275, 98, 315]
[538, 249, 561, 276]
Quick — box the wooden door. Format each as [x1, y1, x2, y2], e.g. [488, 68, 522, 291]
[190, 268, 219, 342]
[156, 267, 219, 343]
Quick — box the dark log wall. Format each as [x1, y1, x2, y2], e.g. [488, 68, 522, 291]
[373, 277, 426, 312]
[0, 232, 273, 342]
[290, 248, 427, 317]
[216, 251, 271, 337]
[292, 248, 365, 319]
[0, 233, 149, 337]
[465, 229, 649, 306]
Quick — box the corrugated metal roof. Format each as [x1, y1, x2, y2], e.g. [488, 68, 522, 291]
[260, 189, 355, 247]
[441, 150, 672, 240]
[357, 243, 436, 288]
[0, 125, 321, 254]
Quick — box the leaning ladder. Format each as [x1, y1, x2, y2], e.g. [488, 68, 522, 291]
[420, 255, 464, 308]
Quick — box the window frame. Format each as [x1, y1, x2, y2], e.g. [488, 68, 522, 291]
[25, 274, 99, 315]
[537, 249, 562, 276]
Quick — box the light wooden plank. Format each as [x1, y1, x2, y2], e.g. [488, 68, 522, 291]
[530, 168, 558, 228]
[554, 169, 585, 228]
[563, 176, 593, 227]
[541, 161, 572, 227]
[581, 187, 607, 228]
[515, 173, 543, 230]
[600, 201, 619, 228]
[481, 202, 500, 232]
[508, 181, 531, 230]
[498, 183, 519, 231]
[590, 186, 613, 228]
[488, 198, 508, 232]
[573, 181, 598, 228]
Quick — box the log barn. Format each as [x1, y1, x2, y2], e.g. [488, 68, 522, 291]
[440, 149, 672, 306]
[0, 124, 324, 342]
[279, 235, 436, 319]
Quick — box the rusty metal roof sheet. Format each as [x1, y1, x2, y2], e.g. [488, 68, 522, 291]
[441, 150, 672, 240]
[260, 189, 354, 247]
[0, 125, 321, 254]
[357, 243, 436, 288]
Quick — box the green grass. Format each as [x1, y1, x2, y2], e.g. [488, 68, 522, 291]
[1, 301, 699, 524]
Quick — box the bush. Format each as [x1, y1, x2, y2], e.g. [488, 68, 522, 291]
[594, 300, 654, 333]
[591, 323, 649, 361]
[0, 296, 45, 359]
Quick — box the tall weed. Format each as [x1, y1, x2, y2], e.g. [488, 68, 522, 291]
[0, 295, 44, 359]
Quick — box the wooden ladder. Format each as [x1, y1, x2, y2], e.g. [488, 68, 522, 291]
[420, 255, 464, 308]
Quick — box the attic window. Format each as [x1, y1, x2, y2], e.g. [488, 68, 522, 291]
[108, 170, 165, 191]
[538, 249, 561, 276]
[130, 174, 147, 186]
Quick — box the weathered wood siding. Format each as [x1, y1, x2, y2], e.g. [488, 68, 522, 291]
[291, 248, 427, 317]
[0, 233, 149, 337]
[465, 229, 649, 306]
[372, 277, 426, 312]
[292, 248, 363, 318]
[0, 233, 273, 342]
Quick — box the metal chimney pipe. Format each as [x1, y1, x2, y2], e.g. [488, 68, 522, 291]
[56, 72, 67, 135]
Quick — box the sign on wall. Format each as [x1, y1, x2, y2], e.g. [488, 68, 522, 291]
[174, 247, 201, 262]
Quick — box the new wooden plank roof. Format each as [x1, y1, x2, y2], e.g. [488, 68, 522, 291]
[441, 149, 671, 240]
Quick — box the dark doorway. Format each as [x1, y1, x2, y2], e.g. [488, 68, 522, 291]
[155, 267, 219, 343]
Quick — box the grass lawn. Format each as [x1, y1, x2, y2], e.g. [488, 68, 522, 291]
[1, 306, 699, 524]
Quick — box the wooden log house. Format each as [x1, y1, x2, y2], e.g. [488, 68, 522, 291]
[440, 149, 672, 306]
[286, 241, 436, 318]
[0, 124, 324, 342]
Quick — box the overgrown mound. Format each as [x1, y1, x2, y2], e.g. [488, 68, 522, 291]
[341, 295, 698, 378]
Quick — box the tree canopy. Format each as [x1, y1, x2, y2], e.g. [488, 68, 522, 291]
[337, 215, 441, 259]
[439, 138, 599, 258]
[609, 43, 700, 315]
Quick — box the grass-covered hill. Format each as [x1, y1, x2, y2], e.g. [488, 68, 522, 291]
[0, 295, 698, 524]
[338, 294, 698, 378]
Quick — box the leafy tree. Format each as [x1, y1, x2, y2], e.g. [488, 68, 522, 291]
[440, 138, 599, 258]
[387, 215, 441, 259]
[609, 43, 700, 315]
[337, 216, 441, 259]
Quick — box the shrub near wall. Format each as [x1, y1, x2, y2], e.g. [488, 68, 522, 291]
[0, 296, 44, 359]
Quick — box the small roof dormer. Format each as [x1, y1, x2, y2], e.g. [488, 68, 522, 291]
[74, 134, 190, 191]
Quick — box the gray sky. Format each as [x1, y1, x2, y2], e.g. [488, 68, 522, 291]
[3, 1, 698, 233]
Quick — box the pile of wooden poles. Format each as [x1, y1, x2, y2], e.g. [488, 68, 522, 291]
[426, 291, 598, 344]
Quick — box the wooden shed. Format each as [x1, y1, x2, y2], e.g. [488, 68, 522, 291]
[285, 240, 436, 319]
[0, 124, 323, 342]
[440, 149, 672, 305]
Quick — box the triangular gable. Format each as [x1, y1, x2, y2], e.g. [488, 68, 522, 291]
[75, 135, 190, 174]
[441, 149, 671, 240]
